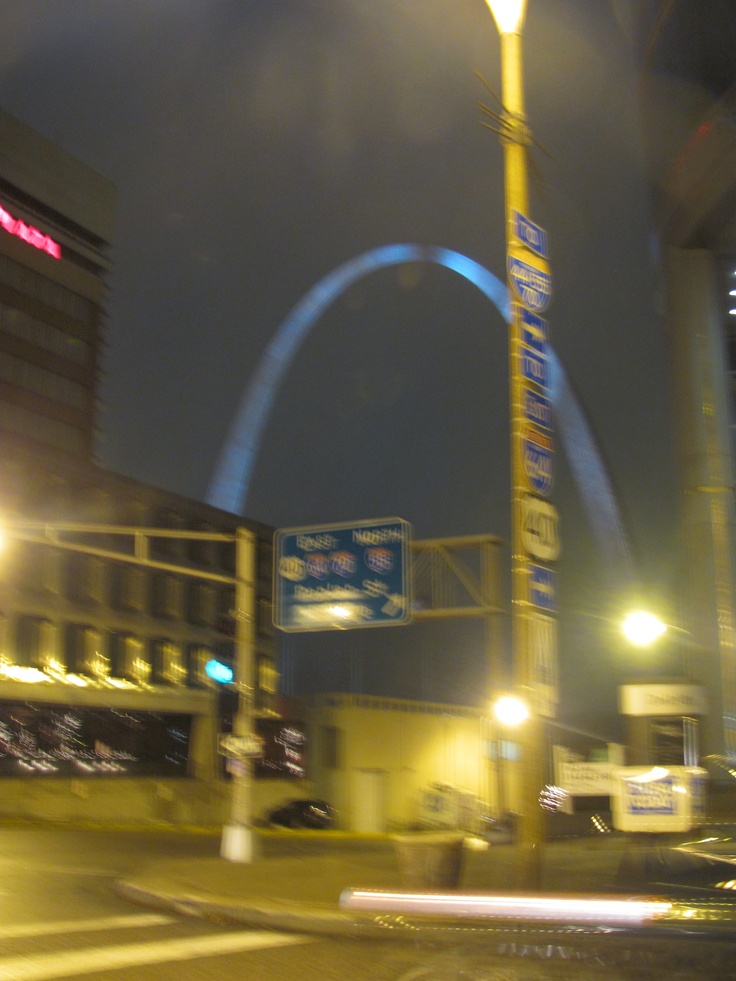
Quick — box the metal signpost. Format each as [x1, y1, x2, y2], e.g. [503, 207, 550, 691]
[486, 0, 560, 889]
[273, 517, 411, 632]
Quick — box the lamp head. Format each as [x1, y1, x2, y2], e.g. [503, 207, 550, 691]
[484, 0, 528, 34]
[622, 610, 667, 647]
[493, 693, 529, 726]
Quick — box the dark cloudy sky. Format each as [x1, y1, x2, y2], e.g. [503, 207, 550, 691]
[0, 1, 679, 729]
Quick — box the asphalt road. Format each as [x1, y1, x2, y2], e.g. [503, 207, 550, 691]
[0, 824, 733, 980]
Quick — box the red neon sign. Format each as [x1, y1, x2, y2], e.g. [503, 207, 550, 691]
[0, 203, 61, 259]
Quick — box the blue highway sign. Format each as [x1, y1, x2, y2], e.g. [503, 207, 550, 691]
[508, 254, 552, 312]
[523, 388, 552, 431]
[520, 346, 549, 390]
[529, 563, 557, 612]
[517, 306, 548, 355]
[512, 211, 548, 259]
[274, 517, 412, 632]
[522, 427, 554, 497]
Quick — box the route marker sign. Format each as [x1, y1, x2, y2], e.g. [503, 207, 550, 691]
[508, 253, 552, 312]
[529, 563, 557, 612]
[512, 211, 549, 259]
[521, 494, 560, 562]
[517, 306, 548, 355]
[274, 517, 412, 632]
[528, 611, 558, 718]
[522, 427, 554, 497]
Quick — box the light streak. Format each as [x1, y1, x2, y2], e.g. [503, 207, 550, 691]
[339, 888, 672, 926]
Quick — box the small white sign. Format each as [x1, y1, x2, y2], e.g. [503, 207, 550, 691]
[557, 761, 616, 796]
[618, 684, 707, 717]
[218, 733, 263, 759]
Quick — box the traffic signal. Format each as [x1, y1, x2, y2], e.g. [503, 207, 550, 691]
[205, 658, 234, 684]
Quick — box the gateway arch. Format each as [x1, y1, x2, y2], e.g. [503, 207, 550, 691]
[207, 243, 634, 586]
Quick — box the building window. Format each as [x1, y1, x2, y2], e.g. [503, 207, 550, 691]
[114, 565, 148, 612]
[188, 582, 217, 626]
[110, 633, 150, 684]
[257, 598, 273, 638]
[0, 300, 92, 365]
[0, 349, 89, 409]
[44, 548, 64, 594]
[65, 625, 108, 678]
[14, 615, 41, 667]
[153, 574, 183, 619]
[0, 252, 97, 326]
[153, 639, 185, 686]
[68, 554, 106, 604]
[189, 645, 216, 688]
[152, 509, 186, 559]
[37, 620, 59, 672]
[0, 399, 87, 455]
[322, 726, 342, 769]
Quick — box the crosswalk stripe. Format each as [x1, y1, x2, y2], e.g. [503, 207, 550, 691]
[0, 913, 173, 940]
[0, 929, 314, 980]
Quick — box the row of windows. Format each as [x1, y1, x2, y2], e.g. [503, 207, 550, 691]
[0, 398, 87, 455]
[8, 618, 278, 703]
[0, 299, 91, 366]
[0, 252, 97, 326]
[12, 549, 274, 634]
[11, 619, 210, 687]
[0, 349, 89, 410]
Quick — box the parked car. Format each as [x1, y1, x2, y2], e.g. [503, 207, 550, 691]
[268, 798, 335, 830]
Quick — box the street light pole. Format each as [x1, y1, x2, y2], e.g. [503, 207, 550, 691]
[221, 526, 259, 862]
[485, 0, 556, 890]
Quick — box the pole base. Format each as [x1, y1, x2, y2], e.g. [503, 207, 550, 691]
[220, 822, 257, 863]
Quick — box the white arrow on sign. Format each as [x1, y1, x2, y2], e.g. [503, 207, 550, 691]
[218, 733, 263, 759]
[521, 494, 560, 562]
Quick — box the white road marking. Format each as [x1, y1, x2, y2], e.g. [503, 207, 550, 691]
[0, 913, 173, 940]
[0, 929, 314, 980]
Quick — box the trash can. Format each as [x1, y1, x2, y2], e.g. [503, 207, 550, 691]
[392, 832, 465, 889]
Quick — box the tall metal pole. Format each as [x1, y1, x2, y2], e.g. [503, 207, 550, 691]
[487, 0, 557, 890]
[220, 526, 259, 862]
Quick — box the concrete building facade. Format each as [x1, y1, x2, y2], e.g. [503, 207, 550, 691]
[635, 3, 736, 758]
[0, 108, 300, 826]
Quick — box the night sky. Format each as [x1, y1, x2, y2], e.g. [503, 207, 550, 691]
[0, 1, 680, 733]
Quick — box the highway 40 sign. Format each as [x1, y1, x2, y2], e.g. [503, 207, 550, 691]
[520, 494, 560, 562]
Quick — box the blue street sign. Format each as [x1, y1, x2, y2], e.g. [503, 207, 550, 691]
[522, 427, 554, 497]
[508, 254, 552, 312]
[523, 387, 552, 430]
[528, 611, 558, 718]
[274, 517, 412, 632]
[529, 563, 557, 612]
[512, 211, 548, 259]
[517, 306, 548, 355]
[624, 775, 675, 815]
[520, 346, 549, 390]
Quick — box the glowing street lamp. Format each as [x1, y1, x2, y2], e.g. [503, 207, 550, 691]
[622, 611, 668, 647]
[484, 0, 527, 35]
[493, 693, 530, 727]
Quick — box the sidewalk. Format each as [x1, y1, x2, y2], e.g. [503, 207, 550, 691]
[115, 832, 636, 939]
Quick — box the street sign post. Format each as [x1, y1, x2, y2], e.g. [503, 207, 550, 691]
[274, 517, 411, 632]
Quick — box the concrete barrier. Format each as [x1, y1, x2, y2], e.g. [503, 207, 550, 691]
[392, 832, 465, 889]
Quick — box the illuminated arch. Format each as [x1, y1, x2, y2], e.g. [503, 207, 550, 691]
[207, 244, 635, 582]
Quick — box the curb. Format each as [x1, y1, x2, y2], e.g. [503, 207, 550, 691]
[114, 877, 416, 940]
